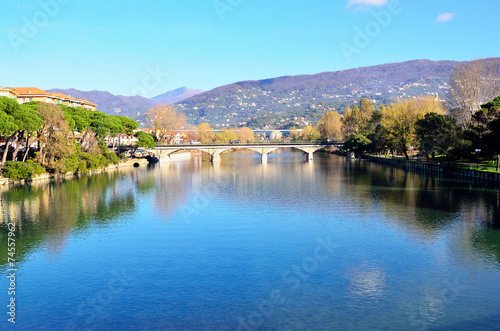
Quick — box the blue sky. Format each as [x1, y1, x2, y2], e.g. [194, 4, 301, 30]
[1, 0, 499, 97]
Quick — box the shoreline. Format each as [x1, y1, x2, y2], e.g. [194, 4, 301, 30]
[362, 154, 500, 185]
[0, 158, 149, 187]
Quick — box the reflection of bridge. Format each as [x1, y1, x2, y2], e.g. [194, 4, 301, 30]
[152, 142, 343, 162]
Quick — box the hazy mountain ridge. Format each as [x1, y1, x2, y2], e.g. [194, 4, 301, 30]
[151, 87, 204, 104]
[47, 88, 157, 116]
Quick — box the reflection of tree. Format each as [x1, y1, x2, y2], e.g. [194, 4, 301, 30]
[0, 169, 138, 273]
[322, 156, 500, 265]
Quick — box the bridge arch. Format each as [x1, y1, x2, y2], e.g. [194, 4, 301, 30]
[153, 142, 342, 163]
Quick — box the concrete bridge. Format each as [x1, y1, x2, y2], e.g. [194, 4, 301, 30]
[151, 142, 342, 162]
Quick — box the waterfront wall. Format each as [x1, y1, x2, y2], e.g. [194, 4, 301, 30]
[364, 155, 500, 183]
[0, 158, 149, 186]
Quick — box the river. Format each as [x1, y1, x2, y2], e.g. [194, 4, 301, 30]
[1, 151, 500, 330]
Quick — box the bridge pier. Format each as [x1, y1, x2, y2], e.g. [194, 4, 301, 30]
[153, 142, 344, 164]
[211, 153, 221, 163]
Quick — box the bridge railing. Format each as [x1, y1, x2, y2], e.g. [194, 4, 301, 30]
[156, 140, 343, 147]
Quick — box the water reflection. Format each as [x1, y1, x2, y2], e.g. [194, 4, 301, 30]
[1, 153, 500, 329]
[0, 169, 139, 272]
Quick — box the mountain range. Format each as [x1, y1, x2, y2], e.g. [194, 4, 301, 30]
[46, 87, 203, 117]
[176, 59, 469, 127]
[49, 58, 500, 128]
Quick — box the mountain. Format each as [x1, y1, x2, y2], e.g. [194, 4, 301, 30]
[47, 88, 156, 117]
[176, 59, 499, 128]
[151, 87, 203, 104]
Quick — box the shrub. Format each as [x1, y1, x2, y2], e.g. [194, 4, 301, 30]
[2, 160, 46, 180]
[62, 154, 80, 173]
[103, 151, 120, 164]
[80, 153, 102, 171]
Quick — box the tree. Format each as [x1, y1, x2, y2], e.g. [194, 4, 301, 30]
[447, 58, 500, 129]
[0, 98, 44, 165]
[36, 103, 75, 172]
[381, 97, 445, 160]
[344, 134, 372, 157]
[359, 98, 375, 116]
[478, 96, 500, 170]
[290, 127, 300, 141]
[13, 105, 43, 162]
[0, 111, 18, 166]
[224, 129, 238, 142]
[237, 127, 254, 143]
[135, 131, 155, 150]
[197, 123, 214, 143]
[342, 99, 376, 137]
[342, 105, 360, 136]
[415, 113, 459, 161]
[318, 111, 343, 140]
[301, 125, 320, 141]
[146, 104, 186, 143]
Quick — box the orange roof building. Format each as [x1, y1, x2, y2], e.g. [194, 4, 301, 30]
[11, 87, 55, 104]
[10, 87, 97, 111]
[0, 86, 19, 100]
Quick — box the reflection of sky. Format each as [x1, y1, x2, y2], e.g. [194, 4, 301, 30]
[1, 154, 500, 330]
[346, 263, 386, 299]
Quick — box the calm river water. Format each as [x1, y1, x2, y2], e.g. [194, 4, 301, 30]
[1, 152, 500, 330]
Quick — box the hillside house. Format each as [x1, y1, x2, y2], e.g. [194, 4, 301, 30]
[0, 86, 19, 100]
[11, 87, 57, 104]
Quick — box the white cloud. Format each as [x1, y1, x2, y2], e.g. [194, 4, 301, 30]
[436, 13, 455, 23]
[347, 0, 388, 9]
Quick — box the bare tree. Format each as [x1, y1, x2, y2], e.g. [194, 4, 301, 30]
[146, 104, 186, 143]
[447, 58, 500, 129]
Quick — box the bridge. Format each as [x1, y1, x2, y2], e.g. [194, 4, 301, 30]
[151, 141, 343, 162]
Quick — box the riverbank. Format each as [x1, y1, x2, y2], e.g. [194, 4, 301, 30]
[0, 158, 149, 187]
[363, 155, 500, 184]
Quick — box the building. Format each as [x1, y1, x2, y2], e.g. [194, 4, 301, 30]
[11, 87, 56, 104]
[50, 93, 82, 108]
[270, 131, 283, 140]
[10, 87, 97, 111]
[77, 98, 97, 111]
[0, 86, 19, 100]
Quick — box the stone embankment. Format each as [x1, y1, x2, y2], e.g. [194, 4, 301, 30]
[0, 158, 149, 186]
[364, 155, 500, 183]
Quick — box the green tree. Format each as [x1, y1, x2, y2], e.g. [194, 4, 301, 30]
[36, 103, 75, 172]
[13, 105, 44, 162]
[415, 113, 459, 161]
[0, 111, 18, 166]
[480, 96, 500, 170]
[135, 131, 155, 149]
[344, 134, 372, 157]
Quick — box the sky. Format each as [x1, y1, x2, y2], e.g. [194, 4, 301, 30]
[1, 0, 499, 98]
